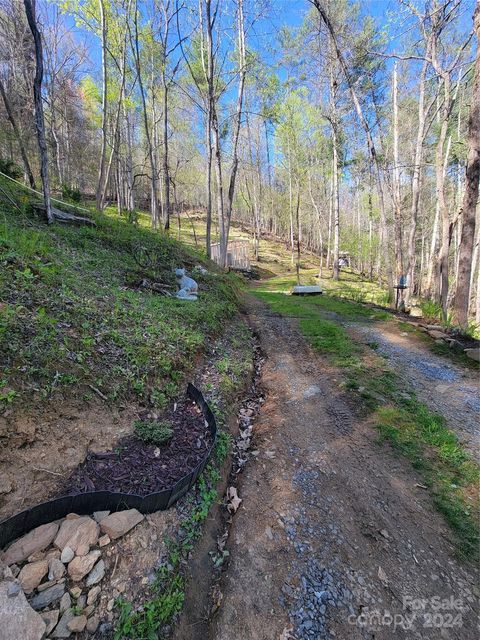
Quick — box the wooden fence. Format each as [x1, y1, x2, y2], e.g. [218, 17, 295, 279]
[210, 239, 250, 271]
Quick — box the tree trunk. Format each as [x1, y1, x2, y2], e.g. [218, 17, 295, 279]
[405, 60, 428, 307]
[222, 0, 246, 266]
[392, 62, 404, 279]
[162, 71, 171, 231]
[23, 0, 53, 223]
[96, 0, 108, 211]
[312, 0, 394, 297]
[453, 6, 480, 327]
[0, 78, 36, 189]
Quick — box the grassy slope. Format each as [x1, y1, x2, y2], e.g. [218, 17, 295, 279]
[0, 178, 239, 410]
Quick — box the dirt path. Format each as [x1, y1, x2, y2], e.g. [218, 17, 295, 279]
[208, 296, 478, 640]
[349, 321, 479, 462]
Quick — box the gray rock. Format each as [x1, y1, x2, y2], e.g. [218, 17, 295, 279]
[465, 348, 480, 362]
[51, 608, 74, 638]
[30, 582, 65, 610]
[77, 595, 86, 609]
[87, 586, 101, 605]
[86, 615, 100, 633]
[0, 576, 46, 640]
[93, 511, 110, 524]
[4, 522, 59, 565]
[85, 560, 105, 587]
[60, 546, 74, 564]
[48, 558, 66, 581]
[60, 592, 71, 614]
[67, 615, 87, 632]
[41, 609, 59, 635]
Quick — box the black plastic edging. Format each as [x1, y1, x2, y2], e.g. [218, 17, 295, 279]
[0, 383, 216, 550]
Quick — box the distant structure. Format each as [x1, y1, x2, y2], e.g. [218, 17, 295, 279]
[210, 239, 250, 271]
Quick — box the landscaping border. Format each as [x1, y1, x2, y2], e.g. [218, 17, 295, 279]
[0, 383, 216, 549]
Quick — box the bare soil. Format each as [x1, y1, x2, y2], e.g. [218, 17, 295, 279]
[205, 296, 479, 640]
[0, 399, 137, 520]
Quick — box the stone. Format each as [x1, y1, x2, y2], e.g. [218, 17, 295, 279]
[428, 329, 448, 340]
[54, 516, 99, 554]
[68, 551, 101, 582]
[100, 509, 144, 540]
[41, 609, 60, 635]
[46, 548, 61, 561]
[98, 622, 112, 635]
[67, 615, 87, 633]
[0, 575, 46, 640]
[61, 546, 74, 564]
[60, 592, 72, 614]
[93, 511, 110, 524]
[30, 582, 65, 610]
[87, 586, 101, 605]
[65, 513, 80, 520]
[464, 348, 480, 362]
[7, 581, 21, 597]
[9, 565, 19, 578]
[70, 586, 82, 599]
[0, 474, 12, 494]
[49, 558, 66, 581]
[4, 522, 59, 565]
[76, 543, 90, 557]
[77, 595, 86, 609]
[98, 534, 110, 547]
[37, 578, 64, 592]
[17, 559, 48, 594]
[115, 581, 126, 594]
[27, 550, 46, 563]
[84, 605, 95, 617]
[51, 608, 74, 638]
[107, 598, 114, 612]
[85, 560, 105, 587]
[86, 615, 100, 634]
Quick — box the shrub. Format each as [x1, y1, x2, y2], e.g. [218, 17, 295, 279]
[0, 159, 22, 180]
[134, 419, 173, 445]
[61, 183, 82, 203]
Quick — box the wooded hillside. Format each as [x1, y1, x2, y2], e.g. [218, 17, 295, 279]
[0, 0, 478, 328]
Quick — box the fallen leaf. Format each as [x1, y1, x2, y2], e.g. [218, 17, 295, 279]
[226, 486, 242, 513]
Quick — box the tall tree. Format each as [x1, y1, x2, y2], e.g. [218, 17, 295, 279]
[23, 0, 53, 223]
[454, 4, 479, 327]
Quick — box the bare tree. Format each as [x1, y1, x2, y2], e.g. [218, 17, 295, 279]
[23, 0, 53, 223]
[311, 0, 394, 296]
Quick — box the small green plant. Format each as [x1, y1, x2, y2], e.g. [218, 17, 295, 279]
[134, 420, 173, 445]
[61, 183, 81, 203]
[0, 159, 22, 180]
[420, 299, 442, 321]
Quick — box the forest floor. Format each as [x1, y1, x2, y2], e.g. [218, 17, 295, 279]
[202, 291, 479, 640]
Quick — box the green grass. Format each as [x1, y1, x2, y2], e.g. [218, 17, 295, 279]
[0, 176, 239, 408]
[254, 285, 479, 562]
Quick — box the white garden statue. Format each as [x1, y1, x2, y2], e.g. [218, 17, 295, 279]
[175, 268, 198, 301]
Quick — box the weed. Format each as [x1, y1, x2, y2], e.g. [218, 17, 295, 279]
[134, 420, 173, 446]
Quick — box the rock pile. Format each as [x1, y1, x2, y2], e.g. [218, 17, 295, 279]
[0, 508, 144, 639]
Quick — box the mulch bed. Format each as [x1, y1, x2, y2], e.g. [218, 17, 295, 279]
[63, 398, 213, 496]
